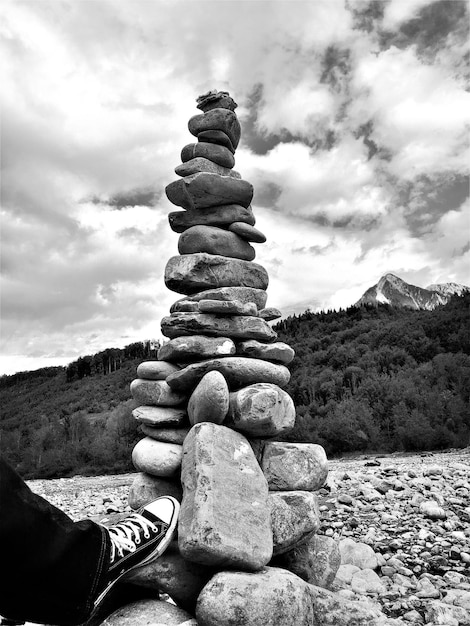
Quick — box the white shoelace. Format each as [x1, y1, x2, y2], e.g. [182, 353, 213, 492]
[107, 514, 159, 562]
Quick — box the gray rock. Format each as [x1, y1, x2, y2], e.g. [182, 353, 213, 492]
[165, 173, 252, 210]
[424, 600, 470, 625]
[181, 142, 235, 168]
[101, 599, 193, 625]
[130, 379, 186, 406]
[259, 307, 282, 321]
[229, 221, 266, 243]
[161, 313, 276, 343]
[188, 108, 241, 149]
[158, 336, 236, 362]
[226, 383, 295, 437]
[175, 156, 240, 178]
[339, 538, 378, 570]
[140, 424, 190, 445]
[136, 360, 180, 380]
[166, 357, 291, 393]
[188, 371, 229, 425]
[269, 491, 320, 555]
[179, 423, 272, 570]
[273, 534, 341, 589]
[181, 285, 267, 309]
[169, 204, 255, 233]
[350, 568, 385, 594]
[197, 299, 258, 316]
[236, 339, 295, 364]
[196, 90, 238, 112]
[132, 438, 183, 477]
[128, 473, 183, 509]
[164, 253, 268, 295]
[127, 541, 214, 613]
[198, 129, 235, 152]
[178, 225, 255, 260]
[170, 300, 200, 313]
[132, 405, 187, 427]
[261, 442, 328, 491]
[196, 567, 390, 626]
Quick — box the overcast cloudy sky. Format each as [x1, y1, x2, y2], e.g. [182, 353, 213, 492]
[1, 0, 469, 375]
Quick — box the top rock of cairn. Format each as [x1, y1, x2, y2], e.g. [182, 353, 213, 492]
[196, 89, 238, 112]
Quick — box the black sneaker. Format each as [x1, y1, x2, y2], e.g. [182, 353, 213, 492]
[93, 496, 180, 610]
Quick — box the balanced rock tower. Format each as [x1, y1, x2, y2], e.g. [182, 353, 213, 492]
[124, 91, 392, 626]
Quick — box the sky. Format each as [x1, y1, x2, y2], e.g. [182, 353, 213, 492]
[1, 0, 469, 375]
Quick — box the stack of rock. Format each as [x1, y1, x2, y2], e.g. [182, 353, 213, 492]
[124, 91, 397, 626]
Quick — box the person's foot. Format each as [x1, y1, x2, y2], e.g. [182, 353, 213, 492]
[93, 496, 180, 610]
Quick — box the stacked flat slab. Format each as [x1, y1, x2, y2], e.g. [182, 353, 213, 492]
[126, 91, 389, 625]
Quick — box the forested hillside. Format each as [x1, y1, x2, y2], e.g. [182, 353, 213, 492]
[275, 294, 470, 455]
[1, 297, 468, 480]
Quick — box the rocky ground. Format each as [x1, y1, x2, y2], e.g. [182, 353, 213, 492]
[27, 447, 469, 625]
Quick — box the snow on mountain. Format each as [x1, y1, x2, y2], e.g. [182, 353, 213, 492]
[355, 274, 469, 310]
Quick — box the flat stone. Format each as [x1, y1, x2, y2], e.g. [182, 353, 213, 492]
[130, 379, 186, 406]
[261, 442, 328, 491]
[181, 142, 235, 169]
[273, 535, 341, 589]
[165, 173, 252, 210]
[164, 253, 268, 295]
[161, 313, 277, 342]
[126, 541, 215, 613]
[236, 340, 295, 364]
[179, 423, 272, 570]
[102, 598, 193, 625]
[178, 225, 255, 260]
[170, 300, 200, 313]
[198, 299, 258, 316]
[136, 360, 180, 380]
[226, 383, 295, 437]
[188, 371, 229, 425]
[175, 157, 241, 178]
[339, 538, 378, 570]
[182, 286, 267, 309]
[269, 491, 320, 555]
[140, 424, 190, 445]
[158, 336, 236, 362]
[198, 129, 235, 152]
[128, 473, 182, 509]
[166, 357, 291, 393]
[132, 437, 183, 477]
[189, 108, 241, 149]
[259, 307, 282, 321]
[196, 567, 390, 626]
[229, 221, 267, 243]
[169, 204, 255, 233]
[132, 405, 187, 427]
[351, 568, 385, 594]
[196, 90, 238, 112]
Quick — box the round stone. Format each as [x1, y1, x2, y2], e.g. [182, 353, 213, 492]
[169, 205, 255, 233]
[165, 173, 253, 210]
[130, 379, 186, 406]
[132, 438, 183, 477]
[178, 225, 255, 261]
[197, 299, 258, 316]
[236, 340, 295, 364]
[132, 405, 187, 427]
[229, 222, 266, 243]
[158, 336, 236, 362]
[136, 361, 180, 380]
[188, 371, 229, 425]
[140, 425, 190, 445]
[259, 307, 282, 321]
[175, 157, 241, 179]
[188, 108, 241, 149]
[198, 129, 235, 153]
[128, 473, 183, 509]
[183, 286, 267, 309]
[181, 142, 235, 169]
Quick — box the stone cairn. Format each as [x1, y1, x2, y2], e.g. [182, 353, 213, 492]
[124, 91, 393, 626]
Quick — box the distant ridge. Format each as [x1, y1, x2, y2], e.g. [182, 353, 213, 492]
[355, 273, 469, 310]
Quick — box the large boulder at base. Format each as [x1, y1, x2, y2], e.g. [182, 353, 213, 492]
[181, 142, 235, 168]
[140, 424, 190, 445]
[101, 598, 194, 625]
[196, 567, 392, 626]
[269, 491, 320, 556]
[261, 442, 328, 491]
[158, 336, 236, 363]
[179, 423, 272, 570]
[236, 339, 295, 364]
[127, 541, 215, 613]
[165, 173, 253, 210]
[226, 383, 295, 437]
[175, 157, 240, 178]
[178, 225, 255, 261]
[132, 405, 187, 427]
[132, 438, 183, 477]
[166, 357, 290, 393]
[169, 204, 255, 233]
[136, 360, 180, 380]
[188, 370, 229, 425]
[164, 253, 268, 295]
[273, 534, 341, 589]
[128, 473, 182, 509]
[188, 108, 241, 149]
[130, 379, 186, 407]
[161, 313, 276, 343]
[180, 286, 267, 309]
[339, 538, 378, 570]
